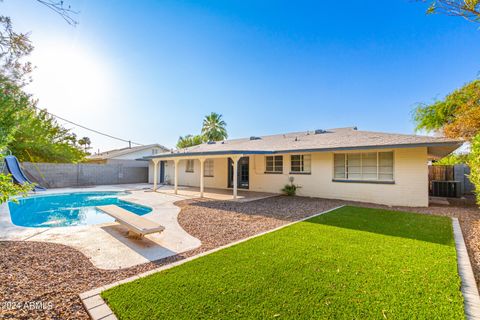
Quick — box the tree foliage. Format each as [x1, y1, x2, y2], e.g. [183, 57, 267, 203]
[421, 0, 480, 23]
[0, 76, 86, 162]
[78, 136, 92, 153]
[0, 173, 31, 204]
[433, 153, 469, 165]
[469, 134, 480, 204]
[414, 80, 480, 140]
[0, 0, 78, 202]
[176, 134, 205, 149]
[176, 112, 228, 149]
[0, 16, 34, 85]
[414, 80, 480, 203]
[201, 112, 228, 142]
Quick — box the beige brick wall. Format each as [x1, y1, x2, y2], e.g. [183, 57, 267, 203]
[149, 147, 429, 207]
[250, 147, 429, 207]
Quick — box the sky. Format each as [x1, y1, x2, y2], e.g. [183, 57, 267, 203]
[3, 0, 480, 153]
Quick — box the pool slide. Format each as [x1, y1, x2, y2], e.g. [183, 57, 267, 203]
[4, 155, 46, 191]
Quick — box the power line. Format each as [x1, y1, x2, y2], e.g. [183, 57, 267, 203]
[33, 106, 144, 146]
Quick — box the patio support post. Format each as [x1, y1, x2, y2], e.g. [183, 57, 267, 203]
[231, 156, 240, 200]
[199, 158, 205, 198]
[174, 159, 179, 195]
[152, 159, 159, 191]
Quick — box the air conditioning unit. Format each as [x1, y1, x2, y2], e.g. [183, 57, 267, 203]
[430, 181, 461, 198]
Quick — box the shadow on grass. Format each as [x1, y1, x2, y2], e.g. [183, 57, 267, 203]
[304, 206, 454, 246]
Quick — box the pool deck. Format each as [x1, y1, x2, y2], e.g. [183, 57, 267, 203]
[0, 184, 202, 269]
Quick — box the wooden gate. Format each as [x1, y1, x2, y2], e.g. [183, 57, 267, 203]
[428, 165, 454, 182]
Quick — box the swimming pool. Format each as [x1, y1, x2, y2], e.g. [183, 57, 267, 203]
[8, 191, 152, 228]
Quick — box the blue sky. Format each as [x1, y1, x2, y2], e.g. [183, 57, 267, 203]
[4, 0, 480, 152]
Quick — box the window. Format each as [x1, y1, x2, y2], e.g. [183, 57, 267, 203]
[379, 152, 394, 181]
[334, 151, 394, 182]
[152, 149, 158, 155]
[290, 154, 311, 173]
[204, 159, 214, 177]
[186, 159, 194, 173]
[265, 156, 283, 173]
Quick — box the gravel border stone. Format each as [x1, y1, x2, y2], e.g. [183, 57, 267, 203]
[453, 218, 480, 320]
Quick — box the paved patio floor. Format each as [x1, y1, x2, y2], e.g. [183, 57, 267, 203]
[155, 185, 277, 202]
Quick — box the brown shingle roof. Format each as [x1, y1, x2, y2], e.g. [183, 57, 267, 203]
[146, 127, 462, 159]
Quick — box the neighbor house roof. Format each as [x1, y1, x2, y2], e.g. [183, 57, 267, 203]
[145, 127, 463, 160]
[88, 143, 169, 160]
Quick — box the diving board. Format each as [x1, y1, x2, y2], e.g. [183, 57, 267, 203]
[97, 205, 165, 238]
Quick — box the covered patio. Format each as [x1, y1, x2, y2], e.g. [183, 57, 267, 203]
[150, 153, 259, 201]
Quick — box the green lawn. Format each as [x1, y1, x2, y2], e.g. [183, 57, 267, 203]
[102, 206, 464, 319]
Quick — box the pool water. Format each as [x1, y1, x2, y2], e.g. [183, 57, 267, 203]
[8, 191, 152, 228]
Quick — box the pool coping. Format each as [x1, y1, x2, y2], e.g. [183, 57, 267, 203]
[79, 205, 345, 320]
[79, 211, 480, 320]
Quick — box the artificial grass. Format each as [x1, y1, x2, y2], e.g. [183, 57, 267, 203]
[102, 206, 464, 319]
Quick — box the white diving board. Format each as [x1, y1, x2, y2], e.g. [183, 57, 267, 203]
[97, 205, 165, 238]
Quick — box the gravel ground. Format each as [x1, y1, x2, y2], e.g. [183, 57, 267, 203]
[176, 196, 345, 251]
[0, 196, 478, 319]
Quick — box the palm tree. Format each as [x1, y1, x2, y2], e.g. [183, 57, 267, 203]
[201, 112, 228, 141]
[78, 137, 91, 153]
[176, 134, 204, 149]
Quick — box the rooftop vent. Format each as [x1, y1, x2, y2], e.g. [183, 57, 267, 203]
[250, 136, 261, 140]
[314, 129, 327, 134]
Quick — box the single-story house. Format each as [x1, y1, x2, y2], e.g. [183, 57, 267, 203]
[87, 144, 168, 167]
[144, 127, 462, 207]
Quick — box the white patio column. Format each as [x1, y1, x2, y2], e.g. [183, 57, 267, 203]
[231, 156, 240, 200]
[174, 159, 179, 195]
[199, 158, 205, 198]
[152, 159, 159, 191]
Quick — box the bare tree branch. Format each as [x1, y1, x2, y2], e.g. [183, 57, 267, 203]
[419, 0, 480, 23]
[0, 0, 79, 84]
[35, 0, 79, 26]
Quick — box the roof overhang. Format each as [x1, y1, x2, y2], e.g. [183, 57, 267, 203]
[427, 143, 464, 160]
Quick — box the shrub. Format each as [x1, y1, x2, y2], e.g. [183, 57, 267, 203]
[434, 153, 469, 165]
[0, 172, 31, 204]
[282, 183, 300, 196]
[468, 134, 480, 205]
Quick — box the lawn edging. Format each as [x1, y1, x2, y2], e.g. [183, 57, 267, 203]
[452, 218, 480, 320]
[79, 205, 345, 320]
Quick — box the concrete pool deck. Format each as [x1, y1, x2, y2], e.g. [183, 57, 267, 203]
[0, 184, 202, 269]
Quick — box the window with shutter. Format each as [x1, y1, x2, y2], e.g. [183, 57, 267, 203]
[333, 151, 394, 182]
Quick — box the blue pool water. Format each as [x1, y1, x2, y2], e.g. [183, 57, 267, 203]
[8, 191, 152, 228]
